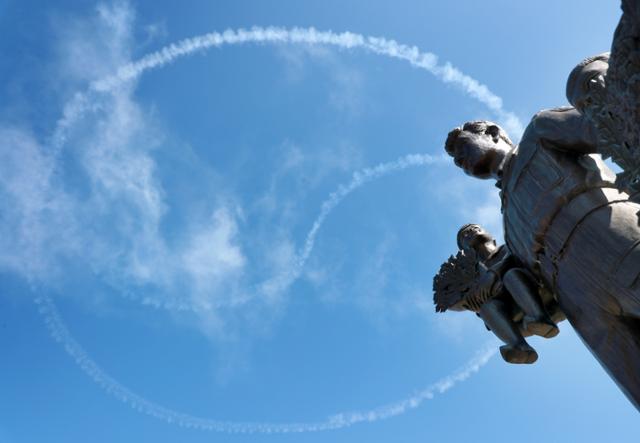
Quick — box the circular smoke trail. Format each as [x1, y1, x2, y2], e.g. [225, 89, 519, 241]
[31, 21, 512, 433]
[53, 27, 523, 151]
[50, 26, 523, 312]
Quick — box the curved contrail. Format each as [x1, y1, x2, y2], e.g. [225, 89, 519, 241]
[54, 26, 524, 153]
[48, 27, 524, 312]
[132, 152, 447, 311]
[90, 26, 523, 136]
[33, 23, 506, 432]
[37, 294, 496, 433]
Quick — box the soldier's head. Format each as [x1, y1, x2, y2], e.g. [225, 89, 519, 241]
[445, 121, 514, 180]
[566, 52, 610, 111]
[457, 223, 495, 252]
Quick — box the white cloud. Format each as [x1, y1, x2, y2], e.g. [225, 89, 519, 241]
[0, 2, 251, 323]
[8, 2, 507, 430]
[0, 1, 512, 353]
[180, 208, 246, 308]
[0, 127, 79, 280]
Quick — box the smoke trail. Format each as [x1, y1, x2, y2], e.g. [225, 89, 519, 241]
[259, 153, 448, 299]
[90, 26, 523, 136]
[41, 26, 524, 312]
[131, 153, 448, 311]
[298, 153, 446, 269]
[31, 20, 503, 431]
[36, 293, 496, 433]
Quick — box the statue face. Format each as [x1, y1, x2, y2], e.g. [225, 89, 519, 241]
[458, 225, 495, 251]
[567, 59, 608, 111]
[451, 126, 511, 179]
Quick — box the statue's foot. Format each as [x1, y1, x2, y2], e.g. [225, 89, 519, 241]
[499, 343, 538, 364]
[524, 315, 560, 338]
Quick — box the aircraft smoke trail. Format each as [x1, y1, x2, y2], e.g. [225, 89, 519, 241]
[131, 152, 448, 311]
[90, 26, 523, 136]
[260, 153, 448, 302]
[36, 293, 496, 433]
[30, 20, 503, 432]
[43, 26, 524, 311]
[50, 27, 523, 171]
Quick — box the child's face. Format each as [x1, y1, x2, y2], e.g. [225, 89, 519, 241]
[459, 225, 493, 251]
[567, 60, 608, 111]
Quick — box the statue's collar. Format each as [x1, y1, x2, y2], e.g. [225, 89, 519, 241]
[497, 148, 517, 190]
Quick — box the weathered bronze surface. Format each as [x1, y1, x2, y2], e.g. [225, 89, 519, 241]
[436, 0, 640, 410]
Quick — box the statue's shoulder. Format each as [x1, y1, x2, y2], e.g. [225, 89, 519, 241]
[506, 107, 585, 181]
[514, 107, 574, 153]
[529, 106, 578, 139]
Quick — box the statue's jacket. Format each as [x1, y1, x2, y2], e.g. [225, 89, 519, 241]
[499, 106, 640, 408]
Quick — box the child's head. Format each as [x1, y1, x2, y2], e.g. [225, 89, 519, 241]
[566, 52, 610, 111]
[457, 224, 495, 252]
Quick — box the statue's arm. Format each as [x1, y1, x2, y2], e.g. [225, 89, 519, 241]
[531, 107, 599, 154]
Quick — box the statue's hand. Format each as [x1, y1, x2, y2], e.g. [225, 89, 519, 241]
[474, 268, 497, 300]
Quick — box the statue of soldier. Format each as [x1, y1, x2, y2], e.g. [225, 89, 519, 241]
[444, 98, 640, 408]
[435, 0, 640, 411]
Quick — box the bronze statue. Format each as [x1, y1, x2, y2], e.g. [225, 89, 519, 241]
[433, 224, 559, 364]
[438, 1, 640, 411]
[443, 100, 640, 409]
[436, 0, 640, 410]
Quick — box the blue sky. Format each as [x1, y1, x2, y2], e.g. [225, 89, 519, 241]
[0, 1, 638, 442]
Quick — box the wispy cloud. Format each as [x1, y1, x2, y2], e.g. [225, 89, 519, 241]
[0, 2, 452, 330]
[0, 2, 252, 324]
[0, 0, 516, 334]
[0, 1, 513, 432]
[0, 127, 78, 280]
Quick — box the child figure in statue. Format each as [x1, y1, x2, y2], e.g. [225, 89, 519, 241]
[433, 224, 559, 364]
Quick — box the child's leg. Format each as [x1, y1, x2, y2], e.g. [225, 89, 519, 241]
[503, 268, 559, 338]
[479, 299, 538, 364]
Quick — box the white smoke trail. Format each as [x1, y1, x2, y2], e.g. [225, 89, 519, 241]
[130, 153, 448, 311]
[42, 26, 524, 312]
[30, 20, 505, 432]
[259, 153, 448, 300]
[298, 153, 447, 270]
[36, 293, 496, 433]
[90, 26, 523, 136]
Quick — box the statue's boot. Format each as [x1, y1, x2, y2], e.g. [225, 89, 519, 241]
[499, 342, 538, 364]
[523, 315, 560, 338]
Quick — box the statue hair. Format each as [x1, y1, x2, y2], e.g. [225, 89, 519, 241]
[444, 120, 514, 157]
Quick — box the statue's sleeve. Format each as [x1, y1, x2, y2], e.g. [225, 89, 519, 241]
[530, 107, 599, 154]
